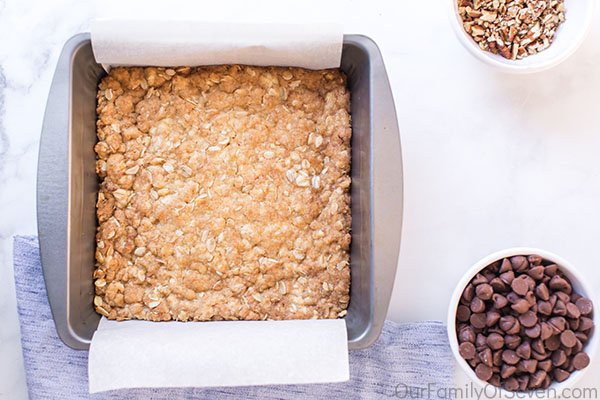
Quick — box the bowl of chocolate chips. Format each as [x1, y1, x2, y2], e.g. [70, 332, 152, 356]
[448, 248, 597, 393]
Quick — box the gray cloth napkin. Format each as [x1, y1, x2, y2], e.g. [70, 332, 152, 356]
[13, 235, 453, 399]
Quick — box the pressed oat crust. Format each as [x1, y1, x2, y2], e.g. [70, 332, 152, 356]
[93, 65, 351, 321]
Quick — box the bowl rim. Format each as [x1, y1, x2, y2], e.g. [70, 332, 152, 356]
[447, 247, 599, 396]
[447, 0, 597, 73]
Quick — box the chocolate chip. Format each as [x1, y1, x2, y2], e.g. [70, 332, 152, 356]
[575, 331, 588, 343]
[500, 270, 515, 285]
[538, 301, 553, 316]
[479, 347, 493, 367]
[530, 370, 547, 388]
[540, 322, 554, 340]
[528, 254, 543, 266]
[545, 335, 561, 352]
[475, 364, 494, 381]
[573, 339, 583, 353]
[516, 341, 531, 359]
[571, 293, 583, 303]
[499, 258, 512, 273]
[520, 359, 538, 374]
[517, 375, 530, 391]
[535, 283, 550, 301]
[471, 313, 487, 329]
[459, 342, 476, 359]
[549, 275, 572, 294]
[553, 300, 567, 316]
[457, 305, 471, 322]
[560, 330, 577, 348]
[476, 333, 488, 350]
[487, 260, 501, 272]
[470, 297, 486, 313]
[506, 292, 520, 304]
[501, 364, 517, 379]
[548, 294, 558, 307]
[528, 265, 545, 280]
[538, 359, 552, 372]
[489, 374, 501, 387]
[462, 284, 475, 303]
[493, 293, 508, 309]
[519, 311, 538, 328]
[553, 368, 570, 382]
[501, 335, 518, 350]
[532, 350, 549, 361]
[483, 270, 498, 283]
[572, 352, 590, 370]
[510, 256, 529, 272]
[504, 377, 519, 391]
[512, 275, 532, 296]
[531, 339, 545, 354]
[564, 346, 573, 357]
[525, 291, 536, 306]
[567, 303, 581, 318]
[486, 333, 505, 350]
[511, 299, 531, 314]
[459, 326, 476, 343]
[542, 375, 552, 390]
[486, 311, 501, 327]
[551, 349, 567, 366]
[499, 315, 517, 332]
[506, 319, 521, 335]
[490, 278, 507, 292]
[548, 316, 567, 333]
[472, 273, 489, 285]
[493, 349, 503, 366]
[544, 264, 558, 277]
[556, 291, 570, 304]
[578, 317, 594, 332]
[541, 276, 550, 285]
[524, 324, 541, 338]
[502, 350, 520, 365]
[575, 298, 593, 316]
[568, 318, 580, 331]
[476, 283, 494, 300]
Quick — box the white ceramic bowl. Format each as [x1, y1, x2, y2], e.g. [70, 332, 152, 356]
[448, 247, 598, 395]
[449, 0, 596, 73]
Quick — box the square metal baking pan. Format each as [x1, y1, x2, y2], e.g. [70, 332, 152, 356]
[37, 32, 403, 350]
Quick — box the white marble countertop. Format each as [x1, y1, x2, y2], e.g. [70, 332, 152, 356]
[1, 0, 599, 398]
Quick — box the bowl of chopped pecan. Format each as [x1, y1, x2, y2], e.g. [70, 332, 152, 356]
[450, 0, 596, 72]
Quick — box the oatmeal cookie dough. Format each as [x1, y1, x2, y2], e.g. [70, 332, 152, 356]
[94, 65, 351, 321]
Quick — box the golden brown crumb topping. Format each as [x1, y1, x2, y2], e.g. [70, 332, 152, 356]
[94, 65, 351, 321]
